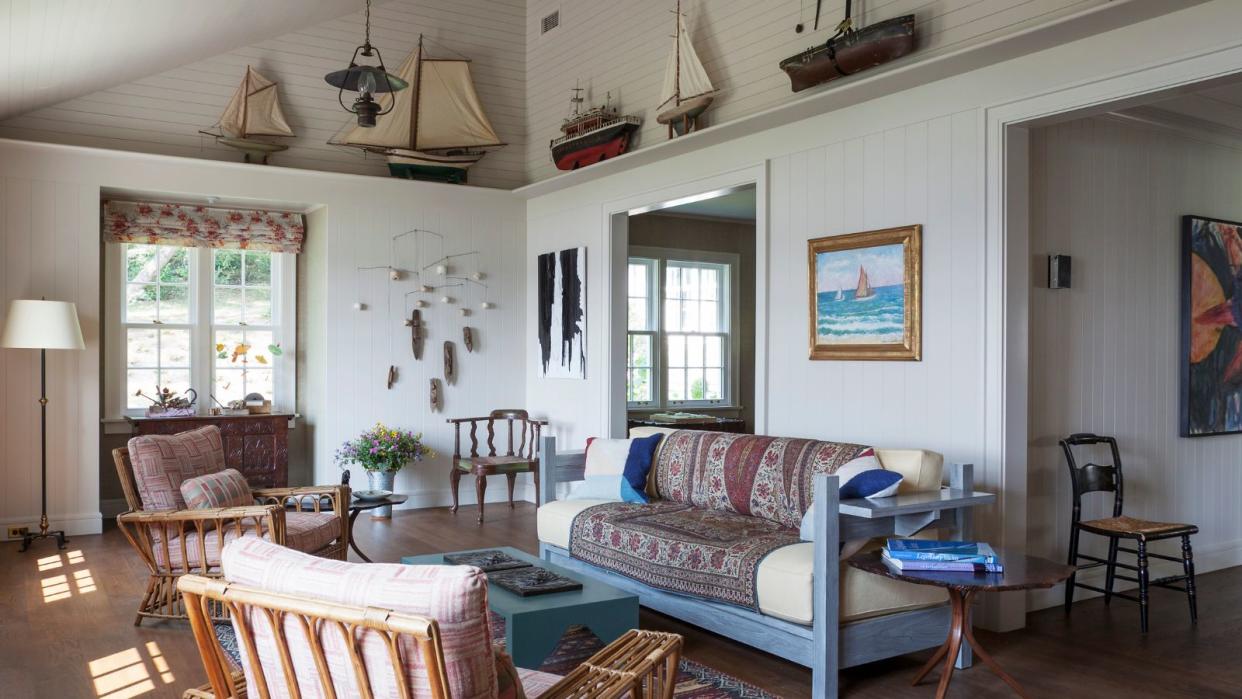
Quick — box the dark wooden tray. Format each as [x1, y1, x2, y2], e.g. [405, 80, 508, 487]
[488, 566, 584, 597]
[443, 549, 533, 573]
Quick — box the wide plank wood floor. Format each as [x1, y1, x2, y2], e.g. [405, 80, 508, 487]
[2, 502, 1239, 698]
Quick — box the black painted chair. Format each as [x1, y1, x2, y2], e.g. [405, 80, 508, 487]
[1060, 433, 1198, 632]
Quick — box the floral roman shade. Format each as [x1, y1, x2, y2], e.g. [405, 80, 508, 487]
[103, 200, 305, 253]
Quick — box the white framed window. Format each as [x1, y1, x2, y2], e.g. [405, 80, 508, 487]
[105, 243, 296, 418]
[627, 247, 739, 409]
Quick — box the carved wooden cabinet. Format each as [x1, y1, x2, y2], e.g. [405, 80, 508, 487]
[127, 413, 292, 488]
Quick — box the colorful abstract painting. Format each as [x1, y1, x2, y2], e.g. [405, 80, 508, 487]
[537, 246, 587, 378]
[807, 225, 921, 360]
[1181, 215, 1242, 436]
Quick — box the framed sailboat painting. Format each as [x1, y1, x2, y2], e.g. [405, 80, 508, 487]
[807, 225, 921, 360]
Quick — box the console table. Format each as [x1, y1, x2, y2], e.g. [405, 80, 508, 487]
[126, 413, 292, 488]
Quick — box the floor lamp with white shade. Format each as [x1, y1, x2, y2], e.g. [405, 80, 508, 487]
[1, 299, 85, 552]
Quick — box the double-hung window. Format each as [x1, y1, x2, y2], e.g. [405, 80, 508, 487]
[106, 243, 295, 417]
[627, 248, 738, 409]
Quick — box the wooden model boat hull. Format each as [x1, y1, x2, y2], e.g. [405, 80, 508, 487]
[386, 150, 484, 184]
[656, 93, 714, 125]
[551, 121, 640, 171]
[217, 136, 288, 164]
[779, 15, 915, 93]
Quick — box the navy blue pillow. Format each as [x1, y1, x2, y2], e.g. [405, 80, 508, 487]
[620, 434, 663, 503]
[837, 469, 904, 499]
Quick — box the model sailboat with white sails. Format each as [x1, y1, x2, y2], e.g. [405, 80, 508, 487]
[329, 36, 505, 184]
[656, 0, 716, 137]
[199, 66, 295, 164]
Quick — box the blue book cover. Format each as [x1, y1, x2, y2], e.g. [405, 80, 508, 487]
[884, 539, 998, 563]
[882, 551, 1004, 573]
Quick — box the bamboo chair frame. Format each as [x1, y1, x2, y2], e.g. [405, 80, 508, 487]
[113, 446, 350, 625]
[179, 575, 683, 699]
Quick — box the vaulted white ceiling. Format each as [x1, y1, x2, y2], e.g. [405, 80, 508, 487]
[0, 0, 361, 120]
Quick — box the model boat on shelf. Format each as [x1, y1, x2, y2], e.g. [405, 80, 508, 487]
[656, 0, 716, 138]
[330, 35, 505, 184]
[779, 0, 915, 93]
[550, 86, 641, 171]
[199, 66, 295, 164]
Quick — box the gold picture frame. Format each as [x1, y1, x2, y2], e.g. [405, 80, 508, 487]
[807, 225, 921, 361]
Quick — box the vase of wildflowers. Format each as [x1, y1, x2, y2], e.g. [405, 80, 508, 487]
[335, 423, 435, 518]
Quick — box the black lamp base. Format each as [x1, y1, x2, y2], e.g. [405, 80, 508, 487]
[18, 514, 66, 552]
[19, 530, 67, 552]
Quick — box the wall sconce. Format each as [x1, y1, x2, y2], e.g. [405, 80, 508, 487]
[1048, 255, 1071, 289]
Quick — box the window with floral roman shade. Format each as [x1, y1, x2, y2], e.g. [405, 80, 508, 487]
[102, 199, 301, 418]
[103, 200, 305, 254]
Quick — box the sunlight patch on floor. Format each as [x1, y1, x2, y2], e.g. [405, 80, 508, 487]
[41, 574, 71, 602]
[38, 551, 95, 601]
[89, 642, 175, 699]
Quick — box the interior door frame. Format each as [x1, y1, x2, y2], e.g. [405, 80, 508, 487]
[601, 165, 768, 439]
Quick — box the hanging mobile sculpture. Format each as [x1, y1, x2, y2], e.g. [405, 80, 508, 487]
[463, 326, 475, 352]
[405, 308, 424, 359]
[444, 341, 457, 385]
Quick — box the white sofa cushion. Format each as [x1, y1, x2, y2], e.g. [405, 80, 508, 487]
[537, 500, 946, 625]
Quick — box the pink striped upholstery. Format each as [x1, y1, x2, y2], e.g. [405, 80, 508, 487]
[516, 668, 562, 698]
[153, 513, 339, 570]
[128, 426, 226, 510]
[221, 537, 500, 699]
[181, 468, 252, 510]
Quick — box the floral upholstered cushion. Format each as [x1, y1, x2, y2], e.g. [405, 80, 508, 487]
[128, 426, 226, 510]
[180, 468, 253, 510]
[654, 430, 873, 529]
[222, 537, 499, 699]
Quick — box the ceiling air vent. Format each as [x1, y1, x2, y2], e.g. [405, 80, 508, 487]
[541, 10, 559, 34]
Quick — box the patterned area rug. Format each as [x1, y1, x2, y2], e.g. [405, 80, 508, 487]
[214, 615, 780, 698]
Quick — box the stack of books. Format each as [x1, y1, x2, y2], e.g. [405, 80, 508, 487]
[882, 539, 1004, 573]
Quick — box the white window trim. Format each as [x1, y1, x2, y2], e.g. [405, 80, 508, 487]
[104, 243, 297, 419]
[628, 246, 741, 411]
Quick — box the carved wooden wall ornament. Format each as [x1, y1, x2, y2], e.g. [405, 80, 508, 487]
[406, 309, 424, 359]
[444, 341, 457, 385]
[463, 326, 475, 352]
[430, 379, 442, 411]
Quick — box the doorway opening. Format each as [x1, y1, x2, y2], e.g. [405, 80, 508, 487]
[618, 185, 757, 435]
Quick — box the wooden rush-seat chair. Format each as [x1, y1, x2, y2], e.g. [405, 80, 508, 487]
[448, 409, 548, 523]
[1060, 433, 1199, 632]
[112, 426, 349, 625]
[179, 537, 683, 699]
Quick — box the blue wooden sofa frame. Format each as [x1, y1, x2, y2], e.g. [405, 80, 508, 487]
[537, 435, 997, 699]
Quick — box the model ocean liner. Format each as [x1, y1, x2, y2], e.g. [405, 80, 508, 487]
[550, 88, 642, 171]
[330, 36, 505, 184]
[199, 66, 295, 164]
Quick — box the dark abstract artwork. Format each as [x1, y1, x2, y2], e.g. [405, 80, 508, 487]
[537, 246, 586, 378]
[1181, 215, 1242, 436]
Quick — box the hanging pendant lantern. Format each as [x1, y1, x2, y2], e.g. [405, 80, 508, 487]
[324, 0, 408, 127]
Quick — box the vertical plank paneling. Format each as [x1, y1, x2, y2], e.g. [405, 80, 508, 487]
[1028, 116, 1242, 608]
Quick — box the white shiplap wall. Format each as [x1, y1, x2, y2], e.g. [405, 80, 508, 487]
[0, 176, 100, 535]
[524, 0, 1108, 182]
[0, 137, 527, 536]
[0, 0, 528, 190]
[1027, 116, 1242, 608]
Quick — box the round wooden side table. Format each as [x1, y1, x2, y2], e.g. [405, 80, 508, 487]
[347, 494, 408, 562]
[849, 549, 1075, 699]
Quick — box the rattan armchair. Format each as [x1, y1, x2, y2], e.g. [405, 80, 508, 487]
[179, 574, 683, 699]
[112, 446, 350, 625]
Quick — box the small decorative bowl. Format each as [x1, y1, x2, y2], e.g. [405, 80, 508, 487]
[353, 490, 393, 501]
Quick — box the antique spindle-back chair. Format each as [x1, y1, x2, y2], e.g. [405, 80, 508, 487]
[447, 409, 548, 522]
[1060, 433, 1198, 632]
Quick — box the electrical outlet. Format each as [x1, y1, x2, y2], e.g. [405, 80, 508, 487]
[7, 526, 28, 539]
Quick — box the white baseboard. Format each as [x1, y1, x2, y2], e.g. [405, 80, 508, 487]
[1, 512, 102, 540]
[1027, 538, 1242, 612]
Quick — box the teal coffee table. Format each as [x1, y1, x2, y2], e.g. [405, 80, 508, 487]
[402, 546, 639, 669]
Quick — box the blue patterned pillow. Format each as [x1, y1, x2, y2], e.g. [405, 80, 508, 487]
[566, 435, 663, 503]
